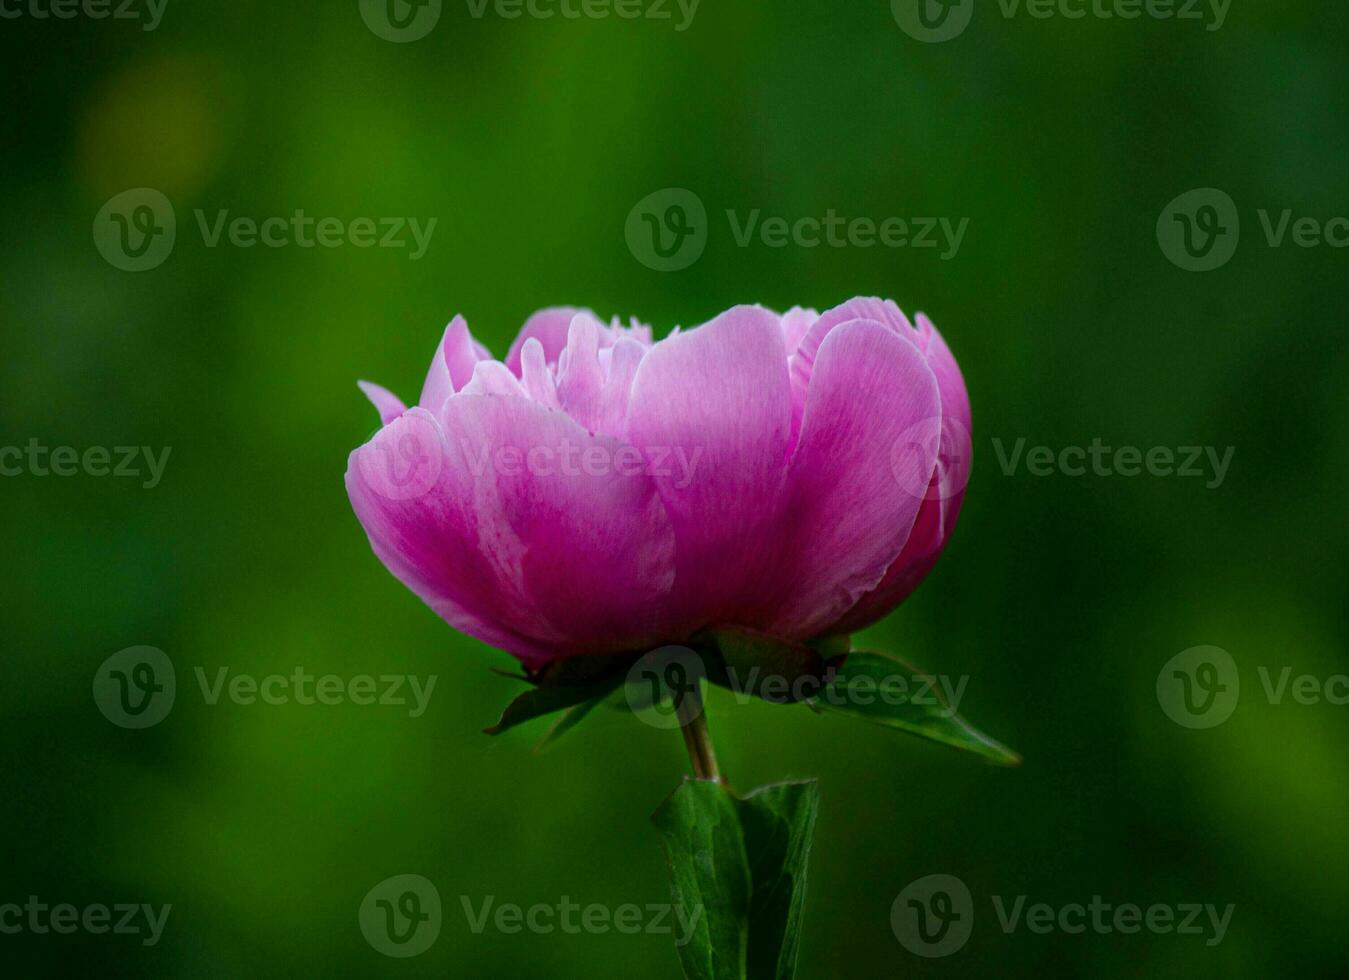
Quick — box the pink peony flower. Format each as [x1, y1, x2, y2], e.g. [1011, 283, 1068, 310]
[346, 298, 971, 669]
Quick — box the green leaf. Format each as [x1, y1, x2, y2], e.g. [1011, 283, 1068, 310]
[483, 653, 638, 737]
[733, 782, 819, 980]
[653, 780, 750, 980]
[531, 652, 634, 688]
[532, 692, 610, 752]
[809, 633, 852, 658]
[698, 625, 828, 704]
[652, 778, 820, 980]
[816, 652, 1021, 766]
[482, 678, 621, 736]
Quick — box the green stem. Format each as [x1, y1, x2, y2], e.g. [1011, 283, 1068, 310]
[676, 681, 722, 783]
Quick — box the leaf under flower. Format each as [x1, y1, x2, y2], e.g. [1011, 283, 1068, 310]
[652, 778, 819, 980]
[816, 650, 1021, 766]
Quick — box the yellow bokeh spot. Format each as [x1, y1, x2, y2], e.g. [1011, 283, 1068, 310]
[77, 53, 224, 202]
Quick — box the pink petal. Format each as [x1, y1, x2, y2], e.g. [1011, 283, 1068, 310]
[787, 297, 921, 446]
[357, 380, 407, 425]
[828, 475, 949, 636]
[595, 337, 646, 439]
[761, 319, 942, 640]
[913, 313, 972, 507]
[616, 316, 654, 347]
[625, 305, 793, 628]
[555, 314, 605, 433]
[831, 313, 972, 633]
[780, 306, 819, 358]
[460, 360, 527, 398]
[504, 307, 591, 376]
[346, 409, 555, 664]
[519, 337, 561, 410]
[346, 398, 679, 664]
[418, 315, 485, 414]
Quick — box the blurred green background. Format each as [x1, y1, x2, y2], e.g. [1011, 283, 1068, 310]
[2, 0, 1348, 976]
